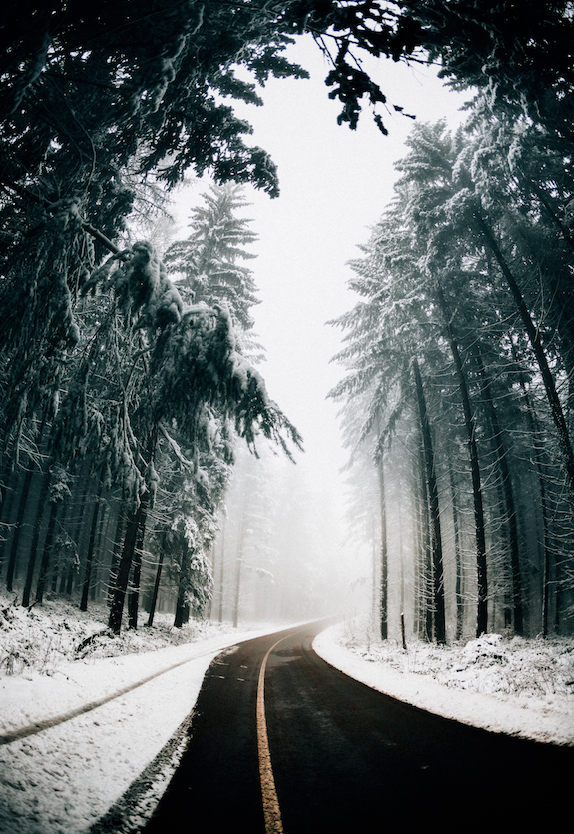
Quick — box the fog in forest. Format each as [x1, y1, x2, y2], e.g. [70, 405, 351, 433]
[3, 21, 572, 643]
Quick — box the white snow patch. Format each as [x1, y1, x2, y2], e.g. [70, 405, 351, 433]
[0, 596, 278, 834]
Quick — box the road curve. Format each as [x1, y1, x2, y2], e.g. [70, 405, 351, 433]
[143, 620, 573, 833]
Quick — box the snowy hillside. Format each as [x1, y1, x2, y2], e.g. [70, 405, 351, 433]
[1, 596, 573, 834]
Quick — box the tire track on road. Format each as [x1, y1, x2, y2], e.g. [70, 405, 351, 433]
[0, 645, 236, 746]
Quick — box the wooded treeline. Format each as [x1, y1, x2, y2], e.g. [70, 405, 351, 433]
[331, 99, 574, 642]
[1, 2, 572, 635]
[0, 183, 301, 632]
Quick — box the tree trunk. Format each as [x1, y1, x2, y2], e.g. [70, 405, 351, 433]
[54, 498, 72, 593]
[0, 474, 17, 579]
[232, 548, 243, 629]
[80, 482, 103, 612]
[108, 498, 148, 634]
[107, 510, 127, 605]
[174, 578, 191, 628]
[146, 543, 165, 627]
[512, 340, 553, 635]
[127, 510, 146, 629]
[216, 517, 226, 623]
[475, 211, 574, 506]
[475, 349, 524, 635]
[232, 487, 249, 629]
[449, 462, 464, 640]
[21, 466, 51, 607]
[436, 282, 488, 635]
[377, 456, 388, 641]
[413, 358, 446, 644]
[415, 442, 431, 640]
[5, 463, 34, 592]
[35, 498, 59, 604]
[174, 545, 193, 628]
[108, 429, 156, 634]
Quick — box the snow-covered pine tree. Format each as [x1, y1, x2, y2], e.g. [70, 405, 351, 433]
[165, 184, 260, 335]
[75, 239, 301, 633]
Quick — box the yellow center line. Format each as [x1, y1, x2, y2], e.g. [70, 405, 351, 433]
[256, 632, 295, 834]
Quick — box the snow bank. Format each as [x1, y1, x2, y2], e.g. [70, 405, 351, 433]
[313, 622, 574, 746]
[0, 627, 270, 834]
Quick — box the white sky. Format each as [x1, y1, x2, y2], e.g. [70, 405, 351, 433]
[178, 36, 471, 501]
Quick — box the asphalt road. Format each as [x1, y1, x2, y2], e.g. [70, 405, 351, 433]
[143, 620, 573, 833]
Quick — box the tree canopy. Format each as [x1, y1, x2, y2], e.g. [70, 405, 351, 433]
[1, 2, 573, 633]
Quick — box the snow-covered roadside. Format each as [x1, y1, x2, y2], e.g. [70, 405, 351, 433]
[1, 613, 573, 834]
[313, 622, 574, 747]
[0, 627, 272, 834]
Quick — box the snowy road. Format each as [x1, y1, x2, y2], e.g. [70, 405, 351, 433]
[142, 621, 574, 833]
[1, 619, 573, 834]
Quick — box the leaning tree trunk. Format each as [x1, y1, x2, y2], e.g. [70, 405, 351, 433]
[475, 211, 574, 507]
[413, 359, 446, 644]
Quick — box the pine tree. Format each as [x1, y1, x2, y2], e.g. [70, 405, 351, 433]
[165, 184, 260, 334]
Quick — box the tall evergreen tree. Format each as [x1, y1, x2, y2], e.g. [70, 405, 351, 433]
[165, 184, 260, 333]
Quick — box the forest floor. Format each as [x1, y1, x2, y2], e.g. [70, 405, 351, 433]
[0, 593, 573, 833]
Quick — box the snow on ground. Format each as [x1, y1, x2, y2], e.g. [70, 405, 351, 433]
[314, 619, 574, 747]
[0, 596, 277, 834]
[1, 598, 573, 834]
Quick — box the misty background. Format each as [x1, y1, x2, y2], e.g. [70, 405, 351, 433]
[164, 39, 471, 626]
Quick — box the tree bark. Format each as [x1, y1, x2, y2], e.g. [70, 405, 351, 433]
[0, 474, 17, 579]
[35, 497, 59, 604]
[146, 543, 165, 627]
[413, 358, 446, 644]
[109, 429, 156, 634]
[474, 211, 574, 507]
[474, 349, 524, 635]
[21, 466, 51, 607]
[5, 463, 34, 592]
[174, 546, 192, 628]
[127, 510, 146, 629]
[512, 340, 553, 635]
[377, 456, 388, 641]
[108, 498, 148, 634]
[435, 282, 488, 636]
[80, 482, 103, 612]
[449, 462, 465, 640]
[415, 441, 432, 640]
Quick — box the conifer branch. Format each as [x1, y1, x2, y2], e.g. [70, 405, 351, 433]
[0, 174, 121, 255]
